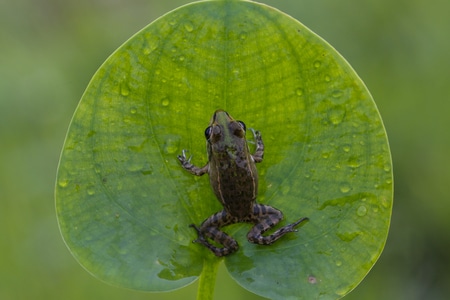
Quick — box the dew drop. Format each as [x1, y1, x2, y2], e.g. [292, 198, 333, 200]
[120, 83, 130, 96]
[87, 186, 95, 196]
[335, 260, 342, 267]
[141, 169, 153, 176]
[127, 162, 144, 172]
[324, 75, 331, 82]
[161, 98, 170, 106]
[58, 179, 69, 188]
[314, 60, 321, 68]
[336, 231, 361, 242]
[332, 90, 343, 98]
[130, 107, 137, 114]
[328, 105, 346, 125]
[184, 21, 194, 32]
[164, 138, 179, 154]
[347, 156, 361, 168]
[322, 151, 331, 159]
[281, 185, 290, 195]
[122, 115, 132, 124]
[357, 205, 368, 217]
[295, 88, 304, 96]
[342, 145, 351, 152]
[179, 55, 185, 62]
[340, 185, 351, 193]
[239, 32, 247, 40]
[169, 20, 177, 26]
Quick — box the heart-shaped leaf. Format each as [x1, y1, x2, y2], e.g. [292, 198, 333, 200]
[56, 1, 392, 299]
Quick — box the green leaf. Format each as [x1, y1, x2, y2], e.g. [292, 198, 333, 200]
[56, 0, 392, 299]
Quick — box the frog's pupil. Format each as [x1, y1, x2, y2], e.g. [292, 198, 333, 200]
[205, 126, 212, 139]
[237, 121, 246, 131]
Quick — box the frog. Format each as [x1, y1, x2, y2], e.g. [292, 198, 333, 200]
[178, 109, 308, 256]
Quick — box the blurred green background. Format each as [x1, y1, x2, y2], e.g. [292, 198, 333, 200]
[1, 0, 449, 299]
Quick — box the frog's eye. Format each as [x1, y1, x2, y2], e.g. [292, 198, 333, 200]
[204, 126, 212, 140]
[237, 121, 246, 132]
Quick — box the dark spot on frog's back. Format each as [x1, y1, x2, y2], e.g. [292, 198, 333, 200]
[219, 160, 230, 169]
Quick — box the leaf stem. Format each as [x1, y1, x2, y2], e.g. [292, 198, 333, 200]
[197, 258, 220, 300]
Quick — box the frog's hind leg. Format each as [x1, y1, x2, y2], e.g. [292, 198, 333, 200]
[247, 204, 308, 245]
[190, 210, 238, 257]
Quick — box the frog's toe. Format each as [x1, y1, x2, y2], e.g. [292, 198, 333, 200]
[189, 223, 201, 234]
[189, 225, 207, 245]
[293, 217, 309, 227]
[285, 217, 309, 231]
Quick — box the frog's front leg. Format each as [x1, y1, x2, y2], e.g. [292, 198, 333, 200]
[247, 204, 309, 245]
[190, 210, 239, 257]
[251, 129, 264, 163]
[177, 150, 208, 176]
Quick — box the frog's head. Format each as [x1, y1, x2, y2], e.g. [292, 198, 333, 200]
[205, 109, 247, 153]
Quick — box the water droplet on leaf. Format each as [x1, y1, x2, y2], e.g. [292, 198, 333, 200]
[127, 162, 144, 172]
[161, 98, 170, 106]
[347, 156, 361, 168]
[357, 205, 367, 217]
[58, 179, 69, 188]
[87, 186, 95, 196]
[281, 185, 290, 195]
[120, 82, 130, 96]
[164, 137, 179, 154]
[328, 105, 346, 125]
[332, 90, 343, 98]
[184, 21, 194, 32]
[340, 185, 351, 193]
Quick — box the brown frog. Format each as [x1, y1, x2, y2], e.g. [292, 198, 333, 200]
[178, 109, 308, 256]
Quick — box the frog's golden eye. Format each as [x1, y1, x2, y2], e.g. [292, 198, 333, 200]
[204, 126, 212, 140]
[237, 121, 246, 132]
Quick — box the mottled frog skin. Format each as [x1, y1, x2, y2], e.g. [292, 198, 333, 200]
[178, 109, 308, 256]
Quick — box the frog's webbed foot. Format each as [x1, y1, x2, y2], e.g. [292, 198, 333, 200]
[247, 204, 308, 245]
[177, 150, 208, 176]
[189, 224, 209, 246]
[189, 211, 238, 257]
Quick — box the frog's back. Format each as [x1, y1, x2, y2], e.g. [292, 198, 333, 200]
[209, 152, 258, 218]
